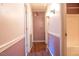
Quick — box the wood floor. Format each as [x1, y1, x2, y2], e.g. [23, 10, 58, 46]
[27, 42, 51, 56]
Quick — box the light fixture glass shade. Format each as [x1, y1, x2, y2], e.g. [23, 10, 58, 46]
[50, 3, 60, 11]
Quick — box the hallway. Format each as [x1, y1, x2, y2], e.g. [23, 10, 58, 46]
[0, 3, 61, 56]
[27, 42, 51, 56]
[26, 3, 61, 56]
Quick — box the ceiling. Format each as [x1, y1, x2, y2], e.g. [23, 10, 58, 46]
[30, 3, 48, 12]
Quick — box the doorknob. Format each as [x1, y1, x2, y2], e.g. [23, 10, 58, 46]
[65, 33, 67, 36]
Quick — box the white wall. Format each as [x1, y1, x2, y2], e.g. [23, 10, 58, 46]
[48, 12, 61, 37]
[45, 3, 62, 55]
[46, 3, 61, 37]
[0, 4, 25, 46]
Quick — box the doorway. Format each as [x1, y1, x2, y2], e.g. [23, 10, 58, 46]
[62, 3, 79, 56]
[27, 11, 51, 56]
[27, 3, 62, 56]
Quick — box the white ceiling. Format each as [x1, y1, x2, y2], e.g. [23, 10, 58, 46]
[30, 3, 48, 12]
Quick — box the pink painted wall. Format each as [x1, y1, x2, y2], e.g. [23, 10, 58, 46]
[48, 33, 60, 56]
[33, 12, 45, 42]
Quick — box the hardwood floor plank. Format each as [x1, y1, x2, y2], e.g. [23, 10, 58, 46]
[27, 42, 51, 56]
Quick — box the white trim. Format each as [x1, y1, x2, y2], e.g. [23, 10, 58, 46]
[27, 45, 32, 55]
[45, 17, 48, 45]
[33, 40, 45, 42]
[0, 34, 24, 53]
[47, 46, 53, 56]
[48, 48, 54, 56]
[48, 32, 60, 37]
[24, 4, 27, 56]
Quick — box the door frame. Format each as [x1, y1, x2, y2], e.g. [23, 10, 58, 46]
[24, 4, 27, 56]
[61, 3, 67, 56]
[45, 15, 49, 44]
[25, 4, 33, 55]
[45, 4, 50, 45]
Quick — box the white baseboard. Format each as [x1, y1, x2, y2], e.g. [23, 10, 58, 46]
[33, 40, 45, 42]
[47, 46, 53, 56]
[28, 47, 32, 54]
[26, 44, 33, 56]
[0, 34, 24, 53]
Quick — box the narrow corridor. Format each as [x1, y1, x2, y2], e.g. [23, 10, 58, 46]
[27, 42, 51, 56]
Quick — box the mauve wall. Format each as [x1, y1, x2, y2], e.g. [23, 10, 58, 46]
[0, 39, 25, 56]
[33, 12, 45, 42]
[48, 33, 60, 56]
